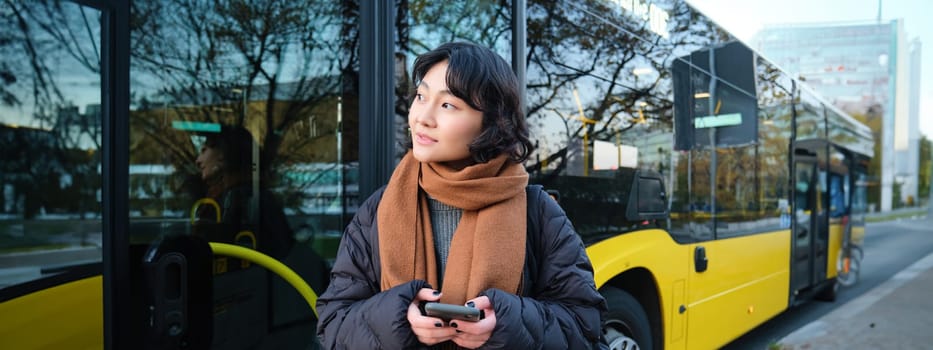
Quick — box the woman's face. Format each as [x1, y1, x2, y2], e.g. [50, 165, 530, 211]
[408, 60, 484, 169]
[195, 142, 224, 182]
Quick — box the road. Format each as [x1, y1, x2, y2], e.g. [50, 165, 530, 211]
[722, 215, 933, 350]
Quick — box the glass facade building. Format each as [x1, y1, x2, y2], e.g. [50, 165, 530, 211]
[752, 20, 922, 210]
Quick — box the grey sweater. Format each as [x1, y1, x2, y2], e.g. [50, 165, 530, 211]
[427, 196, 462, 285]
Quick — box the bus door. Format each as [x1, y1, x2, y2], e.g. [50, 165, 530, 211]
[125, 2, 359, 345]
[792, 160, 820, 293]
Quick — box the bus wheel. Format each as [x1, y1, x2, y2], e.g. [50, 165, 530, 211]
[602, 286, 652, 350]
[816, 278, 839, 302]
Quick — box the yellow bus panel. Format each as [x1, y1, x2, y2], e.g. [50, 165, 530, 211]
[586, 229, 691, 350]
[0, 276, 103, 349]
[587, 229, 795, 350]
[685, 230, 791, 349]
[826, 222, 844, 279]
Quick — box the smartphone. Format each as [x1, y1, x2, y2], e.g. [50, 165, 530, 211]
[420, 301, 484, 322]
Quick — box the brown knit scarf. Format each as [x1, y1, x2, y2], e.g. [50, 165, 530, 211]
[377, 151, 529, 305]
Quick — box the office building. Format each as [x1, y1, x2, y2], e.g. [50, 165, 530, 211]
[752, 20, 921, 210]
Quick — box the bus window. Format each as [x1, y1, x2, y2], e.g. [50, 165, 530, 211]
[0, 1, 103, 290]
[796, 170, 812, 211]
[0, 2, 103, 349]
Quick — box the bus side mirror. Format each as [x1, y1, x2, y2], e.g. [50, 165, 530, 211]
[625, 170, 669, 222]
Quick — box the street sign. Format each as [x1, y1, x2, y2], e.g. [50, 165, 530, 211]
[171, 121, 221, 133]
[694, 113, 742, 129]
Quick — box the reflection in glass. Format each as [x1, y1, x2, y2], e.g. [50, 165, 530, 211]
[129, 1, 357, 348]
[796, 89, 826, 140]
[524, 0, 732, 242]
[0, 1, 102, 288]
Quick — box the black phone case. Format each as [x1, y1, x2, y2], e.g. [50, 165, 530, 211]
[419, 301, 484, 322]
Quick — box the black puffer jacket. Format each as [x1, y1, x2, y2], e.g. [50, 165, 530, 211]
[316, 185, 607, 349]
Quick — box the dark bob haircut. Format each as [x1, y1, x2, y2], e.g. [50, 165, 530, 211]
[408, 41, 533, 163]
[202, 125, 255, 175]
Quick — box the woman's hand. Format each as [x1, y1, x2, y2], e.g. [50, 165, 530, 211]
[407, 288, 457, 346]
[450, 296, 496, 349]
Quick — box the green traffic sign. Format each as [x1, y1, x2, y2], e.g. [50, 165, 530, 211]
[171, 121, 221, 133]
[694, 113, 742, 128]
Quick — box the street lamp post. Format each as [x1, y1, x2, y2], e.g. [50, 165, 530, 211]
[573, 89, 597, 176]
[231, 88, 247, 125]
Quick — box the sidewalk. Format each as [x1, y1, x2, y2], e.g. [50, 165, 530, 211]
[778, 249, 933, 349]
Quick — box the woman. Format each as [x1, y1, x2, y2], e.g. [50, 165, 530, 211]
[316, 42, 606, 349]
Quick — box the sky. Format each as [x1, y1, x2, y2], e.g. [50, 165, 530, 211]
[687, 0, 933, 139]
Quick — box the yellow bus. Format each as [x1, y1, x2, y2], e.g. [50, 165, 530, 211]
[0, 0, 874, 349]
[524, 35, 873, 348]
